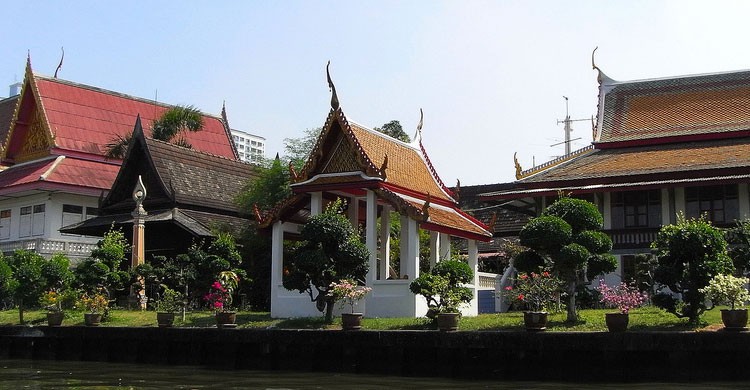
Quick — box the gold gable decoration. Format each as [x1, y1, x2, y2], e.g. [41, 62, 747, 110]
[17, 107, 51, 162]
[321, 133, 361, 174]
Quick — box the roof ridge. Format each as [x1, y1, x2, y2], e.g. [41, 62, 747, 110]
[348, 120, 420, 150]
[34, 74, 223, 121]
[606, 68, 750, 87]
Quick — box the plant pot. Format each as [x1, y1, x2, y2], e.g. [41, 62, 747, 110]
[341, 312, 363, 331]
[215, 312, 237, 329]
[47, 312, 64, 326]
[156, 312, 175, 328]
[437, 312, 460, 332]
[605, 312, 629, 332]
[523, 311, 548, 332]
[721, 308, 748, 331]
[84, 313, 102, 327]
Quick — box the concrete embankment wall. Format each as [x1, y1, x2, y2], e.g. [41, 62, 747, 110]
[1, 326, 750, 381]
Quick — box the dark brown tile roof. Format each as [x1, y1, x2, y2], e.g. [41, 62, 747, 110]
[598, 70, 750, 144]
[146, 137, 259, 213]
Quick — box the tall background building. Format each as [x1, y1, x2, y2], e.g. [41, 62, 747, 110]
[231, 129, 265, 164]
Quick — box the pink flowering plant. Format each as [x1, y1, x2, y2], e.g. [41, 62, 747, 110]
[328, 278, 372, 313]
[596, 281, 648, 314]
[503, 270, 563, 312]
[204, 271, 239, 313]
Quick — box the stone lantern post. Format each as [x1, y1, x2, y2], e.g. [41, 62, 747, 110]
[131, 175, 148, 309]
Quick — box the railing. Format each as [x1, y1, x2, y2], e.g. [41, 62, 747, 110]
[0, 239, 98, 257]
[606, 228, 660, 249]
[477, 272, 499, 290]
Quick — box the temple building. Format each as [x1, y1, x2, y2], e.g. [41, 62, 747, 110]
[261, 73, 492, 318]
[479, 65, 750, 284]
[0, 57, 238, 261]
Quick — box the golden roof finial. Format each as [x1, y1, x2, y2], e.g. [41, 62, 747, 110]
[380, 153, 388, 179]
[421, 193, 431, 221]
[514, 152, 523, 180]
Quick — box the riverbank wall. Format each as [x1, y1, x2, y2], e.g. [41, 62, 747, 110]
[1, 326, 749, 381]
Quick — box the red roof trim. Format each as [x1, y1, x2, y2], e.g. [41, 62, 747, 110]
[381, 182, 456, 208]
[418, 140, 456, 199]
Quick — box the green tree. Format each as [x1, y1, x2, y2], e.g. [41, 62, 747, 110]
[726, 219, 750, 275]
[374, 120, 410, 143]
[3, 250, 72, 324]
[74, 229, 131, 297]
[283, 127, 320, 170]
[283, 200, 370, 322]
[516, 197, 616, 322]
[236, 156, 291, 214]
[651, 215, 734, 323]
[105, 105, 205, 158]
[409, 259, 473, 319]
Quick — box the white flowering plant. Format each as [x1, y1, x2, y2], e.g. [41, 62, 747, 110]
[699, 274, 750, 310]
[328, 279, 372, 313]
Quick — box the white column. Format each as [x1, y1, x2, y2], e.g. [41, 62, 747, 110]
[602, 192, 612, 229]
[379, 206, 391, 280]
[311, 191, 323, 216]
[349, 196, 359, 228]
[739, 183, 750, 220]
[439, 233, 451, 261]
[674, 187, 685, 218]
[400, 215, 410, 278]
[661, 188, 671, 225]
[467, 239, 479, 316]
[404, 218, 420, 280]
[365, 190, 377, 284]
[429, 231, 439, 269]
[270, 221, 284, 317]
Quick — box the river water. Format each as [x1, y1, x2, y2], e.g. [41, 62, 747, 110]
[1, 359, 749, 389]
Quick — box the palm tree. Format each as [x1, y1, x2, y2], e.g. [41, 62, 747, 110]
[105, 105, 205, 159]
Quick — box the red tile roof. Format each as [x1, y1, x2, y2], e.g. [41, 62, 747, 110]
[0, 156, 119, 195]
[16, 74, 236, 160]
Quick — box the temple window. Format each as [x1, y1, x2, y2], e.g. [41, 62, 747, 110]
[0, 209, 10, 239]
[685, 184, 739, 224]
[611, 190, 661, 229]
[20, 204, 45, 237]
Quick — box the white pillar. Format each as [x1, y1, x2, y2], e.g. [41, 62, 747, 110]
[404, 218, 420, 280]
[365, 190, 377, 284]
[349, 196, 359, 227]
[270, 221, 284, 317]
[467, 239, 479, 316]
[439, 233, 451, 261]
[379, 205, 391, 280]
[429, 231, 439, 269]
[311, 191, 323, 216]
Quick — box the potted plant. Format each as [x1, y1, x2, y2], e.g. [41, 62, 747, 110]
[503, 269, 562, 331]
[204, 271, 239, 328]
[409, 259, 473, 331]
[152, 287, 183, 327]
[79, 292, 108, 326]
[40, 290, 64, 326]
[328, 278, 372, 330]
[700, 274, 750, 330]
[596, 281, 648, 332]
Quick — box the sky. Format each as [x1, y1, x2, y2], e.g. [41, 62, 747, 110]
[3, 1, 750, 185]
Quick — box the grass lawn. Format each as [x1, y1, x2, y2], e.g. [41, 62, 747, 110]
[0, 306, 726, 331]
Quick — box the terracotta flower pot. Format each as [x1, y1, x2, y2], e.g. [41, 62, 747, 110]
[215, 312, 237, 329]
[156, 312, 175, 328]
[721, 309, 748, 331]
[523, 311, 548, 331]
[341, 312, 363, 330]
[47, 312, 64, 326]
[605, 312, 629, 332]
[437, 312, 460, 332]
[84, 313, 102, 327]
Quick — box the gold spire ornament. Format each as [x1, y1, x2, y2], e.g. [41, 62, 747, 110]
[326, 61, 339, 110]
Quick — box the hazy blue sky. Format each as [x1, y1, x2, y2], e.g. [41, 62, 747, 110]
[2, 1, 750, 185]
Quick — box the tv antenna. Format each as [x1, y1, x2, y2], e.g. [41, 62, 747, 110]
[553, 96, 589, 155]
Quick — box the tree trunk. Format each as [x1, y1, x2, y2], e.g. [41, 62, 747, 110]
[566, 280, 577, 322]
[18, 300, 24, 325]
[324, 296, 335, 323]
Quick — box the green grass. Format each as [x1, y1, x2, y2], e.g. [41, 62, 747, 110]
[0, 306, 727, 331]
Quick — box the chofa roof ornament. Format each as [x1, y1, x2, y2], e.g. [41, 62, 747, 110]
[591, 47, 614, 85]
[413, 108, 424, 143]
[326, 61, 340, 110]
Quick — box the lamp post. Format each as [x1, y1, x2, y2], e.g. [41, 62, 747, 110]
[131, 175, 148, 309]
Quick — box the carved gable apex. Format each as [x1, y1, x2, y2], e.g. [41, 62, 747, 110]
[319, 132, 361, 174]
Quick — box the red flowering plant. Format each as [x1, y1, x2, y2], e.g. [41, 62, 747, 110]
[203, 271, 239, 313]
[596, 281, 648, 314]
[502, 269, 563, 312]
